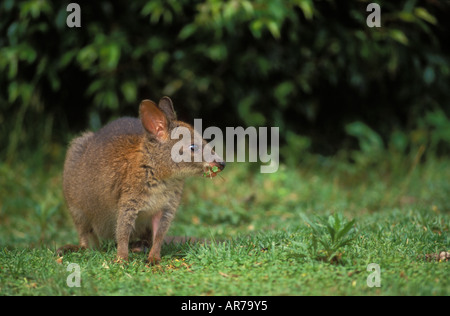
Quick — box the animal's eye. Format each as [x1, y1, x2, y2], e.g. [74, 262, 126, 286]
[190, 144, 199, 152]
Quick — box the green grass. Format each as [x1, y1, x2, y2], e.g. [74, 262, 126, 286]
[0, 151, 449, 296]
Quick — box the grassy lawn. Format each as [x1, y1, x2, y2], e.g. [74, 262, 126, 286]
[0, 153, 448, 296]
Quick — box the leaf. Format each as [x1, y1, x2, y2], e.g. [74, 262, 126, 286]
[47, 70, 61, 91]
[18, 44, 37, 63]
[414, 7, 437, 25]
[250, 19, 264, 39]
[8, 57, 18, 79]
[77, 45, 98, 70]
[326, 217, 336, 243]
[301, 214, 320, 234]
[100, 43, 121, 70]
[58, 50, 77, 69]
[335, 238, 354, 249]
[8, 81, 19, 103]
[397, 12, 415, 23]
[178, 24, 197, 40]
[152, 51, 170, 75]
[86, 80, 103, 96]
[295, 0, 314, 20]
[333, 213, 341, 231]
[274, 81, 295, 108]
[345, 121, 384, 154]
[335, 219, 356, 242]
[267, 20, 281, 39]
[389, 29, 409, 46]
[207, 44, 227, 61]
[241, 1, 253, 15]
[318, 238, 331, 251]
[120, 81, 137, 103]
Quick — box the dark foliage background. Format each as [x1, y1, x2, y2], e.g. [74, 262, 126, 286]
[1, 0, 449, 163]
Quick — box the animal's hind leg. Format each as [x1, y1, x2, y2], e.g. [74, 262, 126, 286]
[79, 227, 100, 249]
[57, 208, 98, 255]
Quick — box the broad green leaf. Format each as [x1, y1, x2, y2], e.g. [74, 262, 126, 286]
[335, 219, 355, 242]
[389, 29, 409, 46]
[267, 20, 280, 39]
[414, 7, 437, 25]
[120, 82, 137, 103]
[178, 24, 197, 40]
[296, 0, 314, 20]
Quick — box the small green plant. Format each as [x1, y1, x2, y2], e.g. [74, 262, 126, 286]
[203, 165, 220, 178]
[302, 213, 356, 263]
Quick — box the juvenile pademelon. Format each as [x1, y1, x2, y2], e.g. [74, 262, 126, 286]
[59, 97, 225, 264]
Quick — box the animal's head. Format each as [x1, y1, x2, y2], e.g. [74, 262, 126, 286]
[139, 97, 225, 178]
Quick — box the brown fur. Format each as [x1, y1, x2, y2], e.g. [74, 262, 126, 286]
[59, 97, 225, 264]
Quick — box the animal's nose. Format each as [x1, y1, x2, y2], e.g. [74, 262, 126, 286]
[218, 161, 226, 170]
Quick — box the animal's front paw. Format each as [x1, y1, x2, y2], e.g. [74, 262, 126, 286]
[147, 255, 161, 265]
[115, 255, 129, 264]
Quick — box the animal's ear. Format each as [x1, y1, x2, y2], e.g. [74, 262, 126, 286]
[158, 96, 177, 121]
[139, 99, 169, 142]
